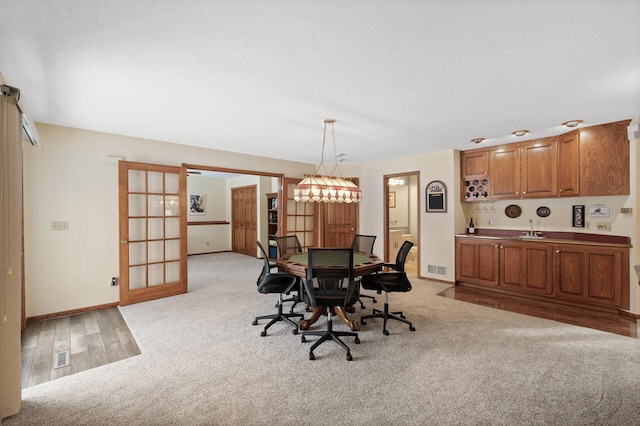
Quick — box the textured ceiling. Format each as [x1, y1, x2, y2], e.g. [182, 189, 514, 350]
[1, 0, 638, 165]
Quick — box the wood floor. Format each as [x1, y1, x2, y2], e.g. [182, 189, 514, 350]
[439, 285, 639, 338]
[21, 307, 141, 389]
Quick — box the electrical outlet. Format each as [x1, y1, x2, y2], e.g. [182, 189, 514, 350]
[51, 221, 69, 231]
[111, 277, 119, 286]
[596, 223, 611, 231]
[620, 207, 632, 214]
[488, 219, 493, 226]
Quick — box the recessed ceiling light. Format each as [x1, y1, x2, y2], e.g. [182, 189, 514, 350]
[470, 138, 486, 144]
[562, 120, 583, 128]
[512, 130, 529, 137]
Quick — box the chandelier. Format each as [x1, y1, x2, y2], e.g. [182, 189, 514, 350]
[293, 119, 362, 203]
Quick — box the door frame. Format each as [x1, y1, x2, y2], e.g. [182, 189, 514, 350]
[118, 161, 188, 306]
[384, 171, 420, 276]
[182, 163, 285, 257]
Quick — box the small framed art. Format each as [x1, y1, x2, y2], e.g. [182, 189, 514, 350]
[588, 204, 609, 217]
[189, 193, 205, 215]
[572, 205, 585, 228]
[389, 192, 396, 208]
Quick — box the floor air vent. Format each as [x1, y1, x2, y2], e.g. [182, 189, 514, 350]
[54, 350, 70, 369]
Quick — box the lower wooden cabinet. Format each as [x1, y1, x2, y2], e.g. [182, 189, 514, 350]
[455, 237, 499, 286]
[455, 236, 629, 311]
[500, 241, 553, 295]
[554, 244, 627, 307]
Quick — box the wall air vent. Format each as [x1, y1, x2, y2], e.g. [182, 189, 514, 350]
[427, 264, 447, 276]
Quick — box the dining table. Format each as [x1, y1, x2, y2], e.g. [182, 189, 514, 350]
[276, 251, 384, 331]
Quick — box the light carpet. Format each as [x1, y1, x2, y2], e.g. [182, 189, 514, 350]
[4, 252, 640, 425]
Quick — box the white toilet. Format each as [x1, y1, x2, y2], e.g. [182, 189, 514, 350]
[402, 234, 418, 264]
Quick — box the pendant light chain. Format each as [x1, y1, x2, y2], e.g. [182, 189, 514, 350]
[293, 118, 362, 203]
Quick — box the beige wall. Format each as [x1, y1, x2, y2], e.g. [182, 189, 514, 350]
[22, 123, 639, 319]
[22, 124, 318, 317]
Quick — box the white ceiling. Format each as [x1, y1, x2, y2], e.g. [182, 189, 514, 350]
[1, 0, 638, 165]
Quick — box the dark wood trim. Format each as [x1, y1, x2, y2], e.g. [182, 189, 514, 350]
[182, 163, 285, 178]
[26, 302, 119, 323]
[422, 276, 454, 285]
[187, 220, 230, 226]
[188, 250, 232, 256]
[619, 309, 640, 320]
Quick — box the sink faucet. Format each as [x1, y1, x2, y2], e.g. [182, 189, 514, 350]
[529, 219, 534, 235]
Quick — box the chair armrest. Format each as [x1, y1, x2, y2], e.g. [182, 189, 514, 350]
[303, 278, 317, 307]
[382, 263, 399, 271]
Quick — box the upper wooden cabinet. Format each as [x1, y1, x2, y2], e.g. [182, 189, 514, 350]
[557, 130, 580, 197]
[489, 144, 521, 199]
[461, 150, 488, 177]
[521, 137, 558, 198]
[579, 120, 630, 196]
[460, 120, 631, 201]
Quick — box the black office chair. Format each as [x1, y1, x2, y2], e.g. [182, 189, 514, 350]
[351, 234, 378, 309]
[252, 241, 303, 336]
[275, 235, 304, 313]
[275, 235, 302, 256]
[360, 240, 416, 335]
[300, 248, 360, 361]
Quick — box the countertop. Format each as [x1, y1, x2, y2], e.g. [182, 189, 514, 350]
[456, 229, 632, 248]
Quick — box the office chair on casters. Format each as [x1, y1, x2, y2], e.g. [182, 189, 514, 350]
[351, 234, 378, 309]
[300, 248, 360, 361]
[274, 235, 305, 313]
[252, 241, 303, 336]
[275, 235, 303, 256]
[360, 240, 416, 336]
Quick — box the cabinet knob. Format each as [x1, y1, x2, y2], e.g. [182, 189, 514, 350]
[516, 192, 520, 195]
[555, 250, 560, 253]
[522, 191, 526, 194]
[559, 189, 563, 193]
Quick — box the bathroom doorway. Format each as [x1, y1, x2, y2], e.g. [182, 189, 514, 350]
[384, 171, 420, 278]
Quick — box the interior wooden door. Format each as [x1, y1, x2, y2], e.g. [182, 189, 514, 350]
[319, 201, 359, 248]
[118, 161, 187, 306]
[231, 185, 257, 256]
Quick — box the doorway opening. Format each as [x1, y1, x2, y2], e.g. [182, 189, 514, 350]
[384, 172, 420, 278]
[183, 164, 283, 260]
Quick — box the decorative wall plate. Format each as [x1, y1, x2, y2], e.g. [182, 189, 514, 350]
[536, 206, 551, 217]
[505, 204, 522, 218]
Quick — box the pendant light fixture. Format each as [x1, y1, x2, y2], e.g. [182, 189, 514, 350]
[293, 119, 362, 203]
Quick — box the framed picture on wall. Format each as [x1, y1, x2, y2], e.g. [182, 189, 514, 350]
[389, 191, 396, 208]
[588, 204, 609, 217]
[572, 205, 585, 227]
[426, 180, 446, 212]
[189, 193, 205, 215]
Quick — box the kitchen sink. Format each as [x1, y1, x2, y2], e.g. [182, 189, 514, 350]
[513, 234, 546, 240]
